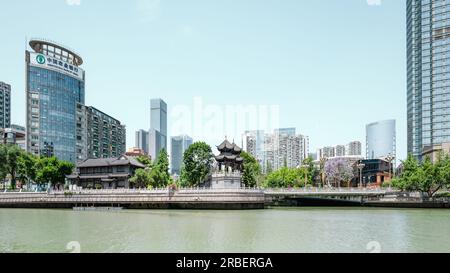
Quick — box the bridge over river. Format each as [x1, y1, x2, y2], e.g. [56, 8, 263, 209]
[0, 188, 395, 209]
[265, 188, 391, 207]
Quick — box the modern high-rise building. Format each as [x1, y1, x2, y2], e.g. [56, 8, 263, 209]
[170, 135, 193, 175]
[76, 104, 126, 161]
[26, 39, 85, 162]
[407, 0, 450, 159]
[135, 129, 149, 155]
[366, 120, 396, 160]
[318, 141, 362, 159]
[242, 130, 266, 168]
[335, 145, 346, 157]
[346, 141, 362, 156]
[0, 124, 26, 150]
[318, 146, 335, 159]
[0, 82, 11, 129]
[242, 129, 309, 172]
[247, 128, 309, 172]
[149, 99, 167, 160]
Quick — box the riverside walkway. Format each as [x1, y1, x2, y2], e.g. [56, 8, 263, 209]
[0, 188, 266, 209]
[0, 187, 396, 209]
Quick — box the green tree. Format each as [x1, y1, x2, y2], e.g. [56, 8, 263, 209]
[392, 155, 420, 191]
[129, 168, 151, 189]
[180, 142, 214, 187]
[148, 149, 171, 188]
[136, 156, 152, 168]
[17, 152, 38, 189]
[0, 145, 7, 188]
[35, 157, 74, 188]
[264, 167, 302, 188]
[265, 160, 273, 174]
[392, 154, 450, 197]
[2, 144, 23, 189]
[240, 152, 261, 188]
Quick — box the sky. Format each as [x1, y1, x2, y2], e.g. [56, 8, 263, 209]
[0, 0, 407, 160]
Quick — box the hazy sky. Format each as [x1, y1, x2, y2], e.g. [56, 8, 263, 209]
[0, 0, 406, 159]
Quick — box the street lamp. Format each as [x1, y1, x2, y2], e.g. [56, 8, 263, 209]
[357, 163, 366, 188]
[385, 153, 396, 182]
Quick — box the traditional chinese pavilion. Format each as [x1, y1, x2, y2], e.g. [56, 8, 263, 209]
[210, 139, 244, 189]
[215, 139, 244, 172]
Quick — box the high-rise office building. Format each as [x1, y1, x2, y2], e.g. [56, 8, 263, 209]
[135, 129, 149, 155]
[149, 99, 167, 160]
[170, 135, 193, 175]
[76, 104, 126, 161]
[346, 141, 362, 156]
[366, 120, 396, 160]
[26, 39, 85, 162]
[0, 82, 11, 129]
[407, 0, 450, 159]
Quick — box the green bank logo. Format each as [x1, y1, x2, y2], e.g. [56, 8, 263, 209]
[36, 55, 46, 65]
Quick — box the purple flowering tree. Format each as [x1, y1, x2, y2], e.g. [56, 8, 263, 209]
[324, 158, 355, 188]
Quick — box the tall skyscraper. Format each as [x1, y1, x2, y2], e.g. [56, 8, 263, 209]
[170, 135, 193, 175]
[135, 129, 149, 155]
[407, 0, 450, 159]
[76, 105, 126, 161]
[0, 82, 11, 129]
[26, 39, 85, 162]
[366, 120, 396, 160]
[149, 98, 167, 160]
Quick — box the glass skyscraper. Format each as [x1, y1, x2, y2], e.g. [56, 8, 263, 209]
[135, 129, 149, 155]
[26, 39, 85, 162]
[149, 98, 167, 160]
[170, 135, 193, 175]
[366, 120, 396, 161]
[407, 0, 450, 158]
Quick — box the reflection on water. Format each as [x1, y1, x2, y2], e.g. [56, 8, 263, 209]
[0, 208, 449, 253]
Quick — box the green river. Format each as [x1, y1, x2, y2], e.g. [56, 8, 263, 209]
[0, 208, 449, 253]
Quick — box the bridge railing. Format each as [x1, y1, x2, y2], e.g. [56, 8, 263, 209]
[40, 187, 265, 195]
[263, 187, 391, 194]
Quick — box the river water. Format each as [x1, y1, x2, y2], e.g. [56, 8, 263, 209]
[0, 208, 449, 253]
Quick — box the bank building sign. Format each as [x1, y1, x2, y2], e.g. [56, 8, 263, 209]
[30, 52, 84, 81]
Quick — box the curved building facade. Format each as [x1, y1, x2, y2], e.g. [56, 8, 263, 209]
[26, 39, 85, 162]
[366, 120, 396, 160]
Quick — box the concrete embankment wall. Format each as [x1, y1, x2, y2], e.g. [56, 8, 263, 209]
[0, 190, 266, 210]
[363, 201, 450, 209]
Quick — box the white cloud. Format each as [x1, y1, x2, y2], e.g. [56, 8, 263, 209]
[136, 0, 161, 22]
[66, 0, 81, 6]
[366, 0, 382, 6]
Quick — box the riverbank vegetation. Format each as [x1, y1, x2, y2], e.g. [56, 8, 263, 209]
[392, 154, 450, 197]
[0, 144, 74, 190]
